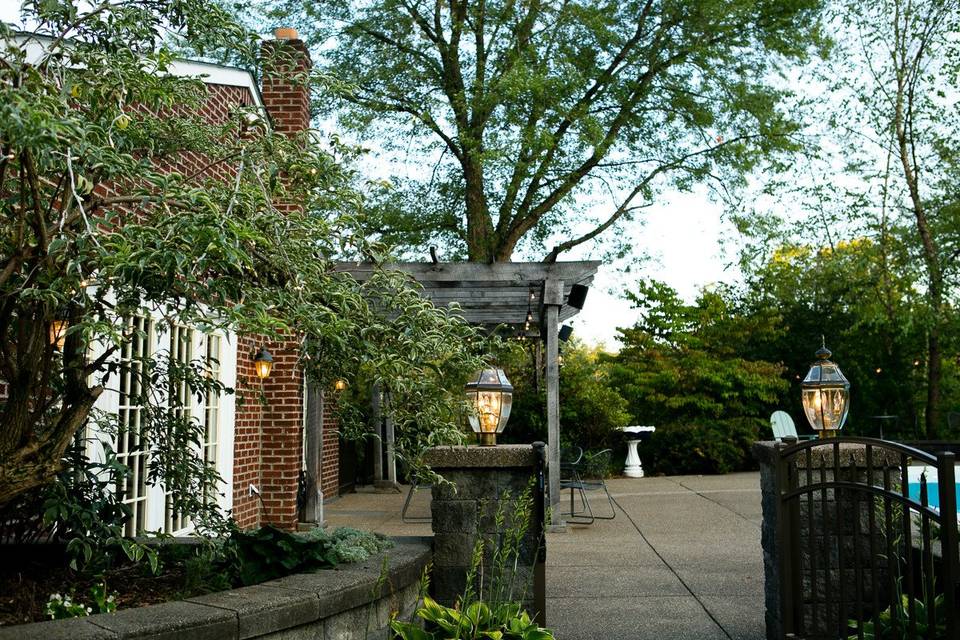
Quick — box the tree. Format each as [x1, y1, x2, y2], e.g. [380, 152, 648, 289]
[270, 0, 827, 262]
[606, 281, 788, 426]
[604, 281, 787, 472]
[739, 238, 942, 437]
[746, 0, 960, 436]
[0, 0, 486, 515]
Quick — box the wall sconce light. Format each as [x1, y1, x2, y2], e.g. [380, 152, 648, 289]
[334, 378, 348, 391]
[253, 346, 274, 380]
[49, 318, 69, 351]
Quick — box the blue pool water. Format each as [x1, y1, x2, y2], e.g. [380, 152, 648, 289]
[907, 465, 960, 515]
[907, 482, 960, 511]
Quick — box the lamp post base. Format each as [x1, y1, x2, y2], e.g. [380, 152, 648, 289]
[479, 432, 497, 446]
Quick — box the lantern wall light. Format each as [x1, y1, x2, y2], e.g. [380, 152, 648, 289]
[253, 346, 274, 380]
[465, 368, 513, 446]
[800, 339, 850, 439]
[49, 318, 68, 351]
[334, 378, 348, 391]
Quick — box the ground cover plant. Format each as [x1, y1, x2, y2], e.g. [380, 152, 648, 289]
[0, 523, 392, 624]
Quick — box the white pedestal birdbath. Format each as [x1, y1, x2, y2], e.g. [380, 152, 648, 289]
[621, 426, 655, 478]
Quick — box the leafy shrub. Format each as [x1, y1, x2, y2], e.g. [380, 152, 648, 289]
[392, 596, 554, 640]
[217, 524, 392, 587]
[504, 340, 629, 459]
[643, 418, 762, 476]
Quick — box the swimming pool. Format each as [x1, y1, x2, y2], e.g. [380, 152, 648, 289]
[907, 465, 960, 514]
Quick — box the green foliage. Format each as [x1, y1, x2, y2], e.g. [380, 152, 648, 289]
[215, 524, 392, 587]
[0, 0, 491, 532]
[504, 340, 629, 459]
[268, 0, 828, 262]
[44, 582, 117, 619]
[737, 239, 949, 439]
[642, 420, 761, 476]
[848, 584, 947, 640]
[605, 281, 787, 474]
[391, 597, 554, 640]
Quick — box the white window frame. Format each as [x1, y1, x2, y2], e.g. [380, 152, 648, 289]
[89, 307, 237, 536]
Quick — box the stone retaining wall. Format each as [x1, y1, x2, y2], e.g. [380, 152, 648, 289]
[0, 537, 430, 640]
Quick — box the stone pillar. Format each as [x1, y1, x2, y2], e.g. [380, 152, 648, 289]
[424, 445, 545, 620]
[754, 440, 899, 640]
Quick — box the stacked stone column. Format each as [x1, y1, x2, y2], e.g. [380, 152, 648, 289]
[423, 445, 544, 619]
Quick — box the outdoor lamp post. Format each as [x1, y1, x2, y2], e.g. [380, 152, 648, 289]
[465, 368, 513, 446]
[253, 346, 274, 380]
[801, 341, 850, 438]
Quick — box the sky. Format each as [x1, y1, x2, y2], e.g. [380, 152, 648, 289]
[0, 1, 745, 350]
[565, 191, 739, 349]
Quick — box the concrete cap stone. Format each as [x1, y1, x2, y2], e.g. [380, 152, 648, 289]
[423, 445, 537, 469]
[0, 619, 118, 640]
[86, 600, 237, 639]
[186, 583, 319, 639]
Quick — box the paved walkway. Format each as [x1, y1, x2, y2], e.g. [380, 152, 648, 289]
[324, 472, 765, 640]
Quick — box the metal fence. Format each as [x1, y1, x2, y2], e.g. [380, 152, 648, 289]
[775, 437, 959, 639]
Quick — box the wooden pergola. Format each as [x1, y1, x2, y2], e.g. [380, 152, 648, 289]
[336, 260, 601, 524]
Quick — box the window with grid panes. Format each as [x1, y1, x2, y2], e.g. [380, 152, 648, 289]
[203, 334, 221, 499]
[164, 324, 194, 534]
[115, 316, 152, 536]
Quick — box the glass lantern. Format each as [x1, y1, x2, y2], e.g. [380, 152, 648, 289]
[464, 368, 513, 446]
[801, 343, 850, 438]
[253, 346, 274, 380]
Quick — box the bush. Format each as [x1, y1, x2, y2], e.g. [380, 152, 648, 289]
[643, 418, 762, 476]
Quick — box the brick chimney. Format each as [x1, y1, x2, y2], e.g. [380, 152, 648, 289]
[230, 28, 315, 532]
[260, 28, 312, 138]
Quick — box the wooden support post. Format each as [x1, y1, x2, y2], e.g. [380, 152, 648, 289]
[543, 278, 563, 529]
[303, 381, 325, 526]
[385, 397, 397, 485]
[371, 382, 383, 484]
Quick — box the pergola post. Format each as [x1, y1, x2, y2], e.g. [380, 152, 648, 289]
[543, 278, 564, 528]
[371, 381, 383, 483]
[302, 381, 325, 526]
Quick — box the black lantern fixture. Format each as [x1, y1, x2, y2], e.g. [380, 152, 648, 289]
[49, 318, 69, 351]
[801, 339, 850, 438]
[253, 346, 274, 380]
[464, 368, 514, 446]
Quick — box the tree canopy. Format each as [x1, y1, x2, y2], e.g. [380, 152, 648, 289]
[270, 0, 828, 262]
[0, 0, 488, 523]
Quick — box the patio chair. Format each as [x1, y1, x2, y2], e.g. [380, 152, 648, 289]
[770, 410, 816, 441]
[559, 447, 617, 525]
[400, 479, 432, 523]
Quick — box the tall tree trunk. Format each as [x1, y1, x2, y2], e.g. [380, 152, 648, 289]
[926, 322, 942, 437]
[463, 157, 494, 262]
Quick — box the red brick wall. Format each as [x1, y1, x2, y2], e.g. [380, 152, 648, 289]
[321, 391, 340, 500]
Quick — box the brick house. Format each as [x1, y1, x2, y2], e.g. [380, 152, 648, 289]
[82, 29, 340, 535]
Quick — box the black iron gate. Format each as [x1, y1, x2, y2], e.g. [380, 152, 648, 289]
[776, 437, 959, 639]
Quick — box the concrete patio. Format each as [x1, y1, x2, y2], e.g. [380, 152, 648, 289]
[323, 472, 765, 640]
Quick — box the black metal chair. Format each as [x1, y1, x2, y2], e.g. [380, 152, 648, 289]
[559, 447, 616, 524]
[400, 479, 432, 523]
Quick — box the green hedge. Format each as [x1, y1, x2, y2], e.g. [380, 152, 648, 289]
[642, 418, 762, 476]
